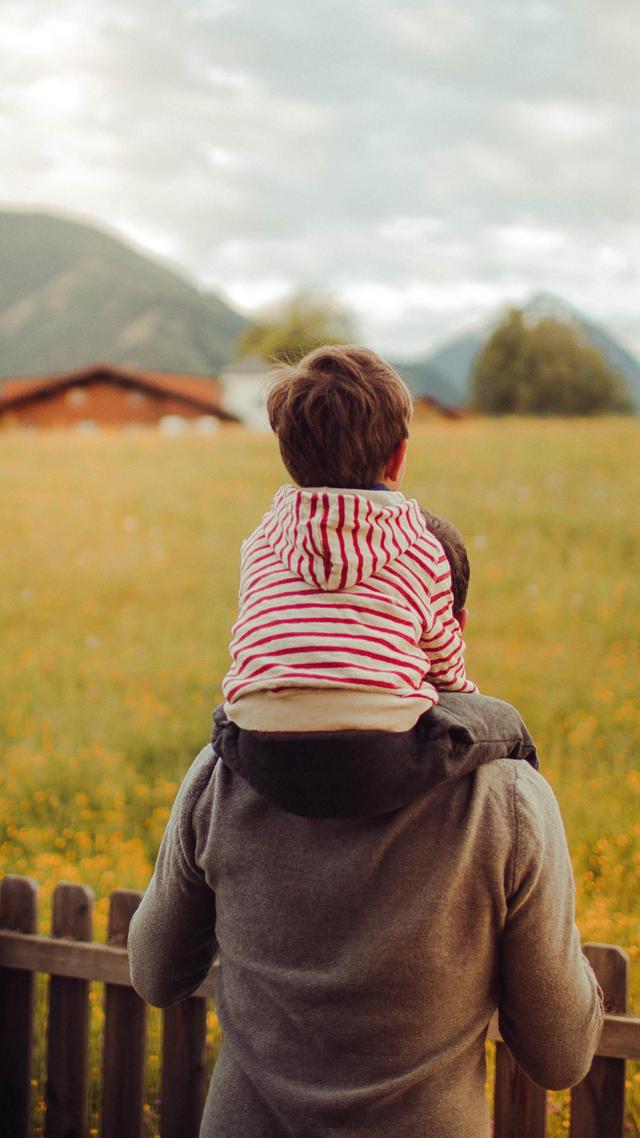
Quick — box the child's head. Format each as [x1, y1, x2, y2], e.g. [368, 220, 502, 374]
[267, 345, 413, 489]
[421, 509, 470, 626]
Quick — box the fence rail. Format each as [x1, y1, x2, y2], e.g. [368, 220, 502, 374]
[1, 875, 639, 1138]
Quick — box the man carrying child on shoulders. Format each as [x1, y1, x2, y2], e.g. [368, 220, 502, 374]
[130, 346, 603, 1138]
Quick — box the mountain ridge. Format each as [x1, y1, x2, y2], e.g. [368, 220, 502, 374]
[2, 211, 638, 409]
[0, 209, 248, 382]
[413, 291, 640, 408]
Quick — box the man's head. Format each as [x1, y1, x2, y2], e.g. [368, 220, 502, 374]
[421, 509, 470, 628]
[266, 345, 413, 489]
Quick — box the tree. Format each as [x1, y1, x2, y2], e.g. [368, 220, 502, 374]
[236, 292, 355, 364]
[471, 309, 632, 415]
[470, 309, 529, 414]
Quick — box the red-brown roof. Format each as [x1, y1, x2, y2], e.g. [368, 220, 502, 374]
[413, 392, 465, 419]
[0, 363, 239, 420]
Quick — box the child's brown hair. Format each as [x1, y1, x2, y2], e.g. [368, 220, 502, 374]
[267, 345, 413, 488]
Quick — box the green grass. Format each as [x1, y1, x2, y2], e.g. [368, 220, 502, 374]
[1, 418, 639, 1133]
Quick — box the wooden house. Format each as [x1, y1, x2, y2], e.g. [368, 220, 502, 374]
[412, 392, 465, 420]
[0, 363, 239, 430]
[219, 356, 272, 429]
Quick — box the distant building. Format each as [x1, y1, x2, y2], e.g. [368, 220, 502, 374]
[0, 363, 239, 430]
[217, 357, 465, 427]
[413, 392, 465, 420]
[219, 356, 272, 429]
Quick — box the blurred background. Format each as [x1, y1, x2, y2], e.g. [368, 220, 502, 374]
[1, 4, 639, 1133]
[1, 0, 640, 421]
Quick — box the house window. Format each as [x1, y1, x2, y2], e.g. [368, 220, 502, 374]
[67, 387, 88, 406]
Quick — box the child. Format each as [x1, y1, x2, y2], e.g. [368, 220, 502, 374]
[221, 345, 476, 737]
[213, 345, 537, 804]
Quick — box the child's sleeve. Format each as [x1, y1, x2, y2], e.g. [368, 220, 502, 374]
[237, 536, 251, 604]
[417, 548, 477, 693]
[237, 525, 263, 605]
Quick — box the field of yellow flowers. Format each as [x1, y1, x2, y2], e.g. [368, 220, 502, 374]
[1, 418, 639, 1134]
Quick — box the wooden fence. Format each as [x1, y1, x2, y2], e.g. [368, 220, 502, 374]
[1, 876, 639, 1138]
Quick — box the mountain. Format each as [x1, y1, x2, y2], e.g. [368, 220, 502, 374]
[412, 292, 640, 409]
[416, 331, 481, 404]
[390, 357, 460, 406]
[0, 210, 248, 381]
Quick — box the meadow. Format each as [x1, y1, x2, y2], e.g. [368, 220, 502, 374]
[1, 418, 639, 1134]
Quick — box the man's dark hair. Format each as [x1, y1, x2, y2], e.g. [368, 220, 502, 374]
[421, 510, 470, 616]
[267, 345, 413, 488]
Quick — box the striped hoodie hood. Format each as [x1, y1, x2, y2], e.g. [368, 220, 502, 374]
[264, 485, 429, 591]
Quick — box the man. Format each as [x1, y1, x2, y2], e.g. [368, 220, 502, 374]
[129, 694, 603, 1138]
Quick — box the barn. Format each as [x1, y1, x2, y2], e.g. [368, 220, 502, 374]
[0, 363, 239, 430]
[412, 392, 465, 419]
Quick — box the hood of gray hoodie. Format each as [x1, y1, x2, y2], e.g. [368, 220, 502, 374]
[212, 692, 538, 819]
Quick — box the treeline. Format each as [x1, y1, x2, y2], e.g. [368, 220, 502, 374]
[470, 309, 632, 415]
[236, 295, 633, 415]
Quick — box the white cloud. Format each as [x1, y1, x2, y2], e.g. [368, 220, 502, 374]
[513, 99, 611, 143]
[378, 217, 448, 242]
[1, 0, 639, 357]
[492, 224, 566, 258]
[220, 277, 293, 310]
[387, 3, 477, 61]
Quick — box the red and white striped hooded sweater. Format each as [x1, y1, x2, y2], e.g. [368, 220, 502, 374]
[222, 486, 476, 733]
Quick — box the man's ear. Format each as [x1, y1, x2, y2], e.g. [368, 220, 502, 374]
[383, 438, 408, 484]
[456, 607, 469, 632]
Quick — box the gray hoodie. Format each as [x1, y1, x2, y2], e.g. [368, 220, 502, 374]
[129, 694, 603, 1138]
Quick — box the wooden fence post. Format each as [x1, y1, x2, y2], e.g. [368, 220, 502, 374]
[161, 998, 208, 1138]
[101, 890, 146, 1138]
[2, 866, 639, 1138]
[45, 882, 94, 1138]
[0, 876, 38, 1138]
[493, 1041, 547, 1138]
[570, 943, 629, 1138]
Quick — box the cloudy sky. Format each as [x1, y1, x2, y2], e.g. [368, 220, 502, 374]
[2, 0, 640, 357]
